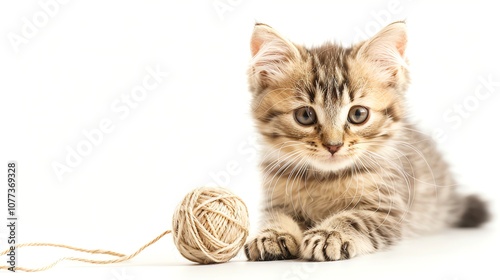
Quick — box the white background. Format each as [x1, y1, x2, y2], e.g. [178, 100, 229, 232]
[0, 0, 499, 279]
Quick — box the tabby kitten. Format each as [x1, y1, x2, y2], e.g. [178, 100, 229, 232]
[244, 22, 489, 261]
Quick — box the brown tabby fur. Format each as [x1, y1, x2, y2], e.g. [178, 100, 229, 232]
[244, 22, 489, 261]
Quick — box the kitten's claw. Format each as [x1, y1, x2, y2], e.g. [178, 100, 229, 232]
[245, 229, 300, 261]
[300, 229, 356, 261]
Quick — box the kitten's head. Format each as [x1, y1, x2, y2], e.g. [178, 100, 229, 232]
[248, 22, 409, 173]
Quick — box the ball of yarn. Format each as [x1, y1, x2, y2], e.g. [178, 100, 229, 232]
[172, 187, 249, 264]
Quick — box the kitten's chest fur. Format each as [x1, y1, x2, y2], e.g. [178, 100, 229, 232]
[262, 163, 410, 227]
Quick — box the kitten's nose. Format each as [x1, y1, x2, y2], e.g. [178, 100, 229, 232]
[323, 143, 343, 155]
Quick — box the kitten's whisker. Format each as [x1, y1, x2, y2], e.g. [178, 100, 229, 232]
[261, 147, 304, 180]
[359, 149, 419, 230]
[357, 154, 408, 231]
[285, 154, 310, 217]
[364, 140, 444, 202]
[266, 152, 306, 217]
[262, 150, 305, 203]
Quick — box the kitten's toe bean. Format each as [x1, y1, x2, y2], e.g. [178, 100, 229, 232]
[301, 229, 355, 261]
[244, 229, 300, 261]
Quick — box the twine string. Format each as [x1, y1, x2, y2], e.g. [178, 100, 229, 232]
[0, 186, 249, 271]
[0, 229, 171, 272]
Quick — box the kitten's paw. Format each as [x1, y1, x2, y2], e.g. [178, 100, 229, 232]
[244, 229, 300, 261]
[300, 228, 356, 261]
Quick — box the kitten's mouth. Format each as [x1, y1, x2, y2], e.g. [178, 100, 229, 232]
[306, 155, 351, 173]
[308, 151, 355, 172]
[317, 152, 347, 163]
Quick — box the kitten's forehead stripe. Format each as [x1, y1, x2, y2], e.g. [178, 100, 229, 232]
[347, 82, 355, 103]
[307, 91, 315, 103]
[333, 74, 341, 101]
[307, 51, 318, 103]
[308, 44, 353, 108]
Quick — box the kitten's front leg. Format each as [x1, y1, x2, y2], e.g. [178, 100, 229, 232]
[301, 210, 402, 261]
[245, 211, 303, 261]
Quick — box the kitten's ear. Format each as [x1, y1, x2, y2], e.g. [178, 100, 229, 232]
[249, 23, 301, 89]
[357, 21, 408, 85]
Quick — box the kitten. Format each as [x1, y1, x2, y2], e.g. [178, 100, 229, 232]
[244, 21, 489, 261]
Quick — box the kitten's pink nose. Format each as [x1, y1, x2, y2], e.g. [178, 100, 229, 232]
[323, 143, 343, 155]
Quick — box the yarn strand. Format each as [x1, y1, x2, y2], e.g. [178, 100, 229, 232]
[0, 242, 126, 257]
[0, 186, 249, 270]
[0, 229, 171, 272]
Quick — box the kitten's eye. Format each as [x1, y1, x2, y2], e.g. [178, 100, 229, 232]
[348, 106, 369, 124]
[294, 106, 317, 126]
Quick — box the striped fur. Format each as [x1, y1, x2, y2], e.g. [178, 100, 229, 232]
[244, 22, 489, 261]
